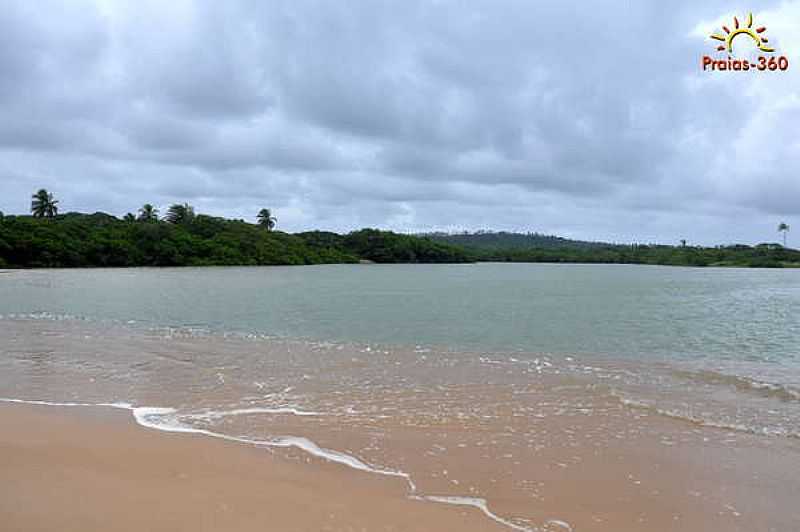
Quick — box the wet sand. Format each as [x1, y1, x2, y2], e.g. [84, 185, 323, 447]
[0, 403, 507, 532]
[2, 319, 799, 531]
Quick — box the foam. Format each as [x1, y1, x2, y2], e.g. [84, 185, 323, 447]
[413, 495, 536, 531]
[187, 406, 321, 421]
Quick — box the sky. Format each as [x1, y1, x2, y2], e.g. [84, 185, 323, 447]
[0, 1, 798, 245]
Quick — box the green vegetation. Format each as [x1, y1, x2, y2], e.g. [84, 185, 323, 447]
[257, 208, 277, 231]
[778, 222, 790, 248]
[0, 191, 795, 269]
[297, 229, 472, 264]
[30, 189, 59, 218]
[138, 204, 159, 222]
[164, 203, 195, 225]
[424, 231, 610, 250]
[0, 209, 470, 268]
[425, 232, 800, 268]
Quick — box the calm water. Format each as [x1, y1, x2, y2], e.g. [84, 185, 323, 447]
[2, 264, 799, 530]
[1, 263, 798, 363]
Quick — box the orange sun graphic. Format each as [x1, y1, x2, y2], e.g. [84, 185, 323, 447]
[710, 13, 774, 53]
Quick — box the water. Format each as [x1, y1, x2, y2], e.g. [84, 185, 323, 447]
[1, 264, 798, 362]
[1, 264, 799, 530]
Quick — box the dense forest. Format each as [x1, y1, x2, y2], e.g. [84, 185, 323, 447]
[0, 191, 796, 268]
[471, 242, 800, 267]
[0, 213, 470, 268]
[1, 213, 798, 269]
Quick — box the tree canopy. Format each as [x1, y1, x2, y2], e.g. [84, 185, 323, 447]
[0, 213, 470, 268]
[257, 208, 277, 231]
[1, 203, 797, 269]
[138, 204, 159, 222]
[164, 203, 195, 224]
[30, 189, 58, 218]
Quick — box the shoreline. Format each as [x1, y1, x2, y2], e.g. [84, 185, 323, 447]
[2, 318, 799, 531]
[0, 402, 512, 532]
[2, 261, 800, 270]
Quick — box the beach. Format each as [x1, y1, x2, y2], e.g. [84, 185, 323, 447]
[2, 266, 799, 531]
[0, 403, 510, 532]
[3, 380, 798, 531]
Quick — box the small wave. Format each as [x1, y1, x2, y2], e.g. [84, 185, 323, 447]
[414, 495, 535, 531]
[186, 406, 322, 421]
[609, 391, 800, 439]
[0, 312, 88, 322]
[671, 369, 800, 402]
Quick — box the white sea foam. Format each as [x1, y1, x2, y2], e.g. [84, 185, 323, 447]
[413, 495, 538, 531]
[187, 406, 321, 421]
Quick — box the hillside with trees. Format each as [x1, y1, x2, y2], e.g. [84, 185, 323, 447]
[0, 190, 796, 269]
[425, 231, 800, 268]
[423, 231, 611, 250]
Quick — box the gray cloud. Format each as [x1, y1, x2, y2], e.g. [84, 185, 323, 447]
[0, 0, 798, 245]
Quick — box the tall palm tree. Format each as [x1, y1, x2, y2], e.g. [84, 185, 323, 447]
[778, 222, 790, 247]
[165, 203, 195, 224]
[138, 204, 159, 222]
[31, 189, 59, 218]
[257, 208, 277, 231]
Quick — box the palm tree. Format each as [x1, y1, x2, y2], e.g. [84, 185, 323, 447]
[138, 204, 159, 222]
[778, 222, 790, 247]
[165, 203, 195, 224]
[257, 208, 277, 231]
[123, 213, 136, 222]
[31, 189, 59, 218]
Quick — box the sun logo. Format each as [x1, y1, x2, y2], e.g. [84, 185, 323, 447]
[710, 13, 774, 54]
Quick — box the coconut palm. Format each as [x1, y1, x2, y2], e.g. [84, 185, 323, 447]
[778, 222, 790, 247]
[31, 189, 59, 218]
[138, 204, 159, 222]
[257, 208, 277, 231]
[165, 203, 195, 224]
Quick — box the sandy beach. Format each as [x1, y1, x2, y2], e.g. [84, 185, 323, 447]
[0, 403, 515, 532]
[2, 316, 800, 531]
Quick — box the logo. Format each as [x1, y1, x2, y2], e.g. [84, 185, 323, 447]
[701, 12, 789, 72]
[710, 13, 773, 53]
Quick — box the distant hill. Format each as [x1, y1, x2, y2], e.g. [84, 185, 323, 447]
[421, 231, 800, 268]
[422, 231, 611, 250]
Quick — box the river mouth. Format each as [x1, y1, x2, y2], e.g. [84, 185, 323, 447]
[2, 317, 798, 531]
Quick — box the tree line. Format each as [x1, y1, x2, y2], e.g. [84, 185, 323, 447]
[29, 189, 279, 231]
[1, 189, 796, 269]
[0, 189, 470, 268]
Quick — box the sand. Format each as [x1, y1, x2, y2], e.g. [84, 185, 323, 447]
[0, 404, 507, 532]
[2, 318, 799, 531]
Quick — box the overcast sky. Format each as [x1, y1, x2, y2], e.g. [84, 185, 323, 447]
[0, 1, 798, 245]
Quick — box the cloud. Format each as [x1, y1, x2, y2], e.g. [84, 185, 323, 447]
[0, 0, 798, 244]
